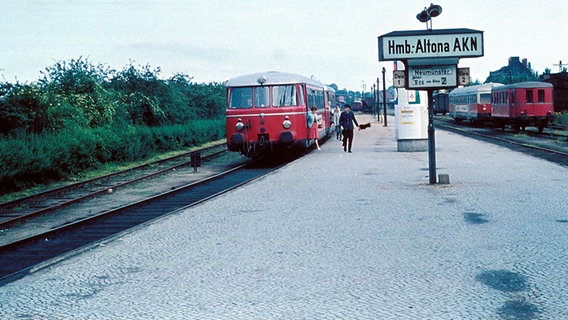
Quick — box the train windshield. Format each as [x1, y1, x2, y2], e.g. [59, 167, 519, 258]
[479, 93, 491, 104]
[273, 85, 297, 107]
[255, 86, 270, 108]
[229, 86, 270, 109]
[229, 87, 253, 109]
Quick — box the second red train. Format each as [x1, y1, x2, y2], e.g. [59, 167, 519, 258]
[448, 81, 554, 132]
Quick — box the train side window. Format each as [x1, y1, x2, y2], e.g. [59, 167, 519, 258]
[526, 90, 533, 103]
[307, 88, 325, 110]
[229, 87, 253, 109]
[511, 91, 516, 104]
[255, 86, 270, 108]
[538, 89, 545, 103]
[272, 85, 297, 107]
[317, 90, 324, 109]
[328, 92, 336, 107]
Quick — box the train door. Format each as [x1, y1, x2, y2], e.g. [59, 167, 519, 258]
[306, 85, 326, 133]
[324, 90, 335, 132]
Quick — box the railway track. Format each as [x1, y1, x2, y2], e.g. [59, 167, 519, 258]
[0, 143, 229, 227]
[435, 118, 568, 167]
[0, 156, 293, 286]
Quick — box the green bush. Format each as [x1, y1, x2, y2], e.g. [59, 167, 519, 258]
[0, 83, 48, 136]
[0, 120, 226, 194]
[0, 58, 228, 195]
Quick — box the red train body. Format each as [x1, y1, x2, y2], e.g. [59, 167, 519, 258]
[491, 81, 555, 132]
[225, 71, 335, 157]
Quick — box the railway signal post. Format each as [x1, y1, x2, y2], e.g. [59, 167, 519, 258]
[378, 5, 484, 184]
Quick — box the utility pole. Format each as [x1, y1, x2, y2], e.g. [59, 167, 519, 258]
[376, 77, 380, 122]
[382, 67, 387, 126]
[553, 60, 566, 72]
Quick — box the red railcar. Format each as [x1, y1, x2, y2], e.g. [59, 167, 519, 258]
[225, 71, 335, 157]
[491, 81, 555, 132]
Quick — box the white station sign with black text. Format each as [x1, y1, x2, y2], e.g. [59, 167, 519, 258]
[378, 29, 484, 61]
[409, 65, 456, 88]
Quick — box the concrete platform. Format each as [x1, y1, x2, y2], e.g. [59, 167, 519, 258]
[1, 115, 567, 319]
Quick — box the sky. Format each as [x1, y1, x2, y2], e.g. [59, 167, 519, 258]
[1, 0, 566, 91]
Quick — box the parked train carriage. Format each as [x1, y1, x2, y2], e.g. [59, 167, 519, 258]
[449, 83, 503, 123]
[491, 81, 555, 132]
[351, 100, 363, 112]
[432, 91, 448, 115]
[225, 71, 333, 157]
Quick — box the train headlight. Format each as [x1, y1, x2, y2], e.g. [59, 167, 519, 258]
[282, 116, 292, 129]
[235, 118, 245, 131]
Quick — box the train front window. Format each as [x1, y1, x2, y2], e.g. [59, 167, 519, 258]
[273, 85, 297, 107]
[229, 87, 253, 109]
[480, 93, 490, 104]
[538, 89, 545, 103]
[255, 86, 270, 108]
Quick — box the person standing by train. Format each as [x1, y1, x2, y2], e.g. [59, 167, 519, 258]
[307, 106, 320, 150]
[333, 106, 342, 140]
[339, 104, 359, 153]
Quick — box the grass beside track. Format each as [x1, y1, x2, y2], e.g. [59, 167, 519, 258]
[0, 140, 226, 204]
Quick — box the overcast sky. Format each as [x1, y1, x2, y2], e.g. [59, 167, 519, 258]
[1, 0, 566, 91]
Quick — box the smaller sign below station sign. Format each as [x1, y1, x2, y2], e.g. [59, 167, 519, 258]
[408, 64, 456, 89]
[393, 70, 406, 88]
[457, 67, 470, 86]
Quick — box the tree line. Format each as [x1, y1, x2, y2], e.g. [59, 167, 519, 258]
[0, 58, 226, 194]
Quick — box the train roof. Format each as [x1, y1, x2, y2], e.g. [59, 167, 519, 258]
[493, 81, 553, 90]
[449, 82, 504, 95]
[226, 71, 326, 88]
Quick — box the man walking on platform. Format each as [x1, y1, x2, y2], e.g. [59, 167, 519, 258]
[339, 104, 359, 153]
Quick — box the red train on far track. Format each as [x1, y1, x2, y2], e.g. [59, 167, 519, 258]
[491, 81, 555, 132]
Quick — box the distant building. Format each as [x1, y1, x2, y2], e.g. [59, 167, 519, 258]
[485, 56, 537, 84]
[541, 71, 568, 112]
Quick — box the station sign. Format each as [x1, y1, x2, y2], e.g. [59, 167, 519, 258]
[378, 28, 484, 61]
[408, 64, 456, 89]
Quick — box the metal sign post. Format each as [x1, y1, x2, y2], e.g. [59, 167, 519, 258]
[427, 89, 436, 184]
[378, 26, 484, 184]
[382, 67, 387, 126]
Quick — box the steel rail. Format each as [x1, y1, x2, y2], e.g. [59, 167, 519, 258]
[0, 143, 226, 210]
[0, 143, 227, 228]
[0, 159, 288, 286]
[436, 120, 568, 158]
